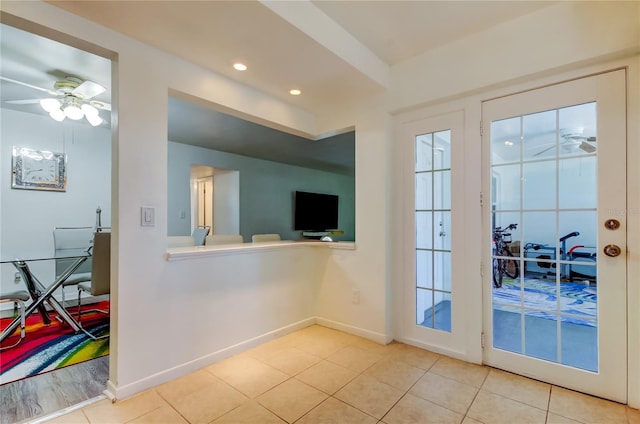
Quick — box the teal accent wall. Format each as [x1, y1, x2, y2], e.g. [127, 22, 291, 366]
[168, 141, 355, 242]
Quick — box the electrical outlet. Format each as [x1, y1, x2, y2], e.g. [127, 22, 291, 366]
[352, 288, 360, 304]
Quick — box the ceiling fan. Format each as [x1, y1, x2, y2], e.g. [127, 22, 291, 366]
[533, 130, 597, 157]
[1, 76, 111, 126]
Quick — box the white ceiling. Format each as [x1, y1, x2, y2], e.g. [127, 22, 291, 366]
[0, 1, 555, 175]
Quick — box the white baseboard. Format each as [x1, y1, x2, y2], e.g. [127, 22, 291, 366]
[314, 317, 390, 345]
[105, 317, 391, 401]
[394, 335, 472, 363]
[107, 317, 316, 401]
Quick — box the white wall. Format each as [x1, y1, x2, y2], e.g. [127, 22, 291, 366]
[213, 170, 239, 235]
[0, 108, 111, 294]
[2, 0, 638, 405]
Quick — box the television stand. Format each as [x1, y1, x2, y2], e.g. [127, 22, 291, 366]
[302, 230, 344, 239]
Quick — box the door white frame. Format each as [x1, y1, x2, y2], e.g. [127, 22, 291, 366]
[481, 69, 628, 402]
[392, 56, 640, 407]
[396, 109, 476, 360]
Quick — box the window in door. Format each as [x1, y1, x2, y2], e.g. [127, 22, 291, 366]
[415, 130, 452, 331]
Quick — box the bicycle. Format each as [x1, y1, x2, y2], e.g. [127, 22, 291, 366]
[493, 223, 519, 288]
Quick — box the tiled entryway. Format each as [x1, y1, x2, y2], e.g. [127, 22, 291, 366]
[43, 325, 639, 424]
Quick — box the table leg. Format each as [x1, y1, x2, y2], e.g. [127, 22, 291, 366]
[14, 261, 51, 325]
[1, 256, 88, 344]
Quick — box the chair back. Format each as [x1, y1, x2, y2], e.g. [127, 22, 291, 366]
[89, 231, 111, 296]
[53, 227, 94, 277]
[192, 226, 210, 246]
[206, 234, 243, 245]
[252, 234, 281, 242]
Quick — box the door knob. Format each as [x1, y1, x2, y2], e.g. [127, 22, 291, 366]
[604, 219, 621, 230]
[603, 244, 622, 257]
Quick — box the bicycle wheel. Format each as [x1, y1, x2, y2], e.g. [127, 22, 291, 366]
[492, 257, 503, 288]
[501, 248, 519, 279]
[498, 248, 520, 280]
[505, 259, 519, 279]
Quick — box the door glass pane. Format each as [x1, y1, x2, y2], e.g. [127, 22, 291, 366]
[523, 160, 556, 210]
[559, 157, 596, 209]
[491, 102, 598, 371]
[523, 110, 556, 161]
[415, 130, 452, 332]
[416, 212, 433, 249]
[416, 250, 433, 290]
[559, 103, 597, 158]
[491, 117, 521, 165]
[416, 133, 434, 172]
[415, 173, 433, 210]
[492, 165, 520, 211]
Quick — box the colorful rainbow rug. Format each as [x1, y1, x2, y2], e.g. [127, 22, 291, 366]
[0, 301, 109, 385]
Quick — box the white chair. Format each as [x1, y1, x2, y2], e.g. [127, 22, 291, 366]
[206, 234, 243, 245]
[167, 226, 212, 247]
[76, 231, 110, 340]
[0, 291, 30, 350]
[53, 226, 94, 306]
[251, 234, 281, 242]
[192, 226, 210, 246]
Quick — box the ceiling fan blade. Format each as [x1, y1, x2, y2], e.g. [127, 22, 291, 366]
[5, 99, 43, 105]
[0, 76, 57, 95]
[89, 100, 111, 112]
[534, 144, 556, 156]
[579, 141, 596, 153]
[72, 80, 106, 100]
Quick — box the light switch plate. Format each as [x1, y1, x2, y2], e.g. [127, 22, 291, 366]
[141, 207, 155, 227]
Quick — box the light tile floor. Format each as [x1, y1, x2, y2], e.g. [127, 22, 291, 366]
[43, 325, 639, 424]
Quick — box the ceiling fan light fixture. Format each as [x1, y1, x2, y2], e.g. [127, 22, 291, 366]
[82, 103, 99, 116]
[86, 113, 103, 127]
[63, 97, 84, 120]
[40, 98, 61, 113]
[64, 104, 84, 120]
[49, 108, 66, 122]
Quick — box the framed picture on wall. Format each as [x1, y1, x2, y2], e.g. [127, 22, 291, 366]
[11, 146, 67, 191]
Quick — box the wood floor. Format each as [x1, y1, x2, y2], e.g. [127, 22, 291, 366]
[0, 356, 109, 424]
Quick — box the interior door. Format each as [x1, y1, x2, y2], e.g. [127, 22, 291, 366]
[482, 69, 627, 402]
[400, 110, 469, 356]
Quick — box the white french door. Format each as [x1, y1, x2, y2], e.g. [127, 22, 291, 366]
[482, 70, 627, 402]
[400, 110, 469, 356]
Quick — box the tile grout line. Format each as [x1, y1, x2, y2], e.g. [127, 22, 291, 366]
[459, 364, 491, 423]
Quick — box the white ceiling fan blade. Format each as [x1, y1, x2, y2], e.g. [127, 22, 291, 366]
[579, 141, 597, 153]
[72, 80, 106, 100]
[5, 98, 43, 105]
[0, 76, 57, 95]
[89, 100, 111, 112]
[534, 144, 556, 157]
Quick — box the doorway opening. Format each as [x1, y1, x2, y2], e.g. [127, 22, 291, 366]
[190, 165, 240, 236]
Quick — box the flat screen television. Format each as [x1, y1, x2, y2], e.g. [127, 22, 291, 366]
[294, 191, 339, 231]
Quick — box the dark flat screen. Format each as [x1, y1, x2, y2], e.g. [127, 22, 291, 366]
[294, 191, 339, 231]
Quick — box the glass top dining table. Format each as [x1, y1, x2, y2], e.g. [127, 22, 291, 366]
[0, 248, 91, 264]
[0, 248, 92, 344]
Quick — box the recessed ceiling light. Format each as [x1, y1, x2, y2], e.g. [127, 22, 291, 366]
[233, 63, 247, 71]
[289, 89, 301, 96]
